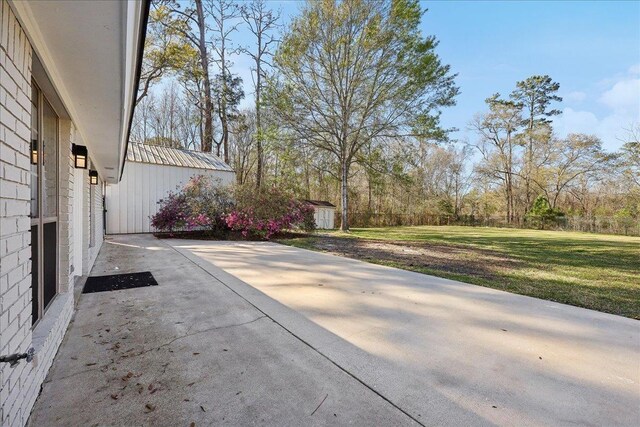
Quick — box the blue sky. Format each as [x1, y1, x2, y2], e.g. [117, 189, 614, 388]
[229, 0, 640, 152]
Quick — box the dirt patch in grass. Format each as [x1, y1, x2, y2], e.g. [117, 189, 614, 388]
[277, 231, 640, 319]
[303, 236, 524, 280]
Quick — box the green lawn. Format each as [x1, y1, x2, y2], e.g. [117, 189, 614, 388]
[277, 226, 640, 319]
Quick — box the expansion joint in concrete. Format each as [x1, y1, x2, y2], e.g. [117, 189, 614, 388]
[164, 241, 425, 427]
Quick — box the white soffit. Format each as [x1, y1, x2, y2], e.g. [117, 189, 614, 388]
[9, 0, 146, 183]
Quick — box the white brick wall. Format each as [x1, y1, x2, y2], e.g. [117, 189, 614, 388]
[0, 2, 88, 426]
[82, 169, 104, 276]
[58, 120, 74, 292]
[1, 1, 34, 425]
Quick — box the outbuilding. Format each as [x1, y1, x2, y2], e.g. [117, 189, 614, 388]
[105, 142, 235, 234]
[304, 200, 337, 229]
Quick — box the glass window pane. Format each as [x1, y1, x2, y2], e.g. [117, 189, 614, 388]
[30, 84, 39, 218]
[43, 222, 57, 310]
[31, 225, 39, 325]
[42, 99, 58, 218]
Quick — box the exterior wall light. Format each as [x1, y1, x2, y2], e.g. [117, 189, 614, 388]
[31, 140, 38, 165]
[72, 144, 88, 169]
[89, 170, 98, 185]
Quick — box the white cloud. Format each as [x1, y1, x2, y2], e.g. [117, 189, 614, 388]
[554, 66, 640, 151]
[554, 106, 637, 151]
[599, 78, 640, 112]
[554, 108, 598, 135]
[565, 91, 587, 103]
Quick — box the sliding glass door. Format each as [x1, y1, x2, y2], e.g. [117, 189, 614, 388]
[30, 82, 59, 325]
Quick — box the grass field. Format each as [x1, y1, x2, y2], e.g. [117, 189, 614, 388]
[276, 226, 640, 319]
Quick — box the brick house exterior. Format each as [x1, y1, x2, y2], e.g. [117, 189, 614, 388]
[0, 1, 146, 425]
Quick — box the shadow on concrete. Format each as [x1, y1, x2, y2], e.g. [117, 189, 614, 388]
[170, 239, 640, 427]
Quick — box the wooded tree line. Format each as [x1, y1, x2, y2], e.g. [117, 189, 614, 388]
[131, 0, 639, 232]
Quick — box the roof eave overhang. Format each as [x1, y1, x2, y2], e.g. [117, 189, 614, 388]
[8, 0, 150, 184]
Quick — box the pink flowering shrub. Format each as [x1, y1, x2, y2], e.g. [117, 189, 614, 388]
[149, 192, 190, 232]
[151, 176, 315, 239]
[151, 175, 233, 234]
[225, 186, 316, 239]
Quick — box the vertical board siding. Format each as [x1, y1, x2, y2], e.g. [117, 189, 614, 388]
[105, 163, 234, 234]
[142, 164, 150, 232]
[135, 164, 143, 233]
[312, 207, 336, 229]
[126, 166, 134, 233]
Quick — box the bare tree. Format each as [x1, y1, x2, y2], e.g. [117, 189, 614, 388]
[619, 123, 640, 188]
[447, 145, 474, 217]
[136, 3, 194, 105]
[158, 0, 215, 152]
[175, 96, 202, 150]
[148, 83, 183, 147]
[543, 134, 610, 209]
[131, 93, 155, 143]
[229, 109, 257, 185]
[241, 0, 281, 189]
[273, 0, 457, 230]
[207, 0, 242, 162]
[193, 0, 215, 152]
[178, 51, 206, 150]
[470, 95, 522, 223]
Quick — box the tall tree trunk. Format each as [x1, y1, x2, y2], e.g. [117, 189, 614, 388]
[220, 21, 230, 163]
[304, 150, 311, 199]
[508, 176, 512, 223]
[367, 172, 373, 212]
[195, 0, 213, 153]
[454, 178, 459, 218]
[236, 165, 243, 185]
[199, 108, 204, 151]
[255, 40, 263, 189]
[525, 109, 534, 212]
[221, 119, 229, 161]
[340, 157, 349, 231]
[507, 132, 515, 224]
[240, 1, 278, 190]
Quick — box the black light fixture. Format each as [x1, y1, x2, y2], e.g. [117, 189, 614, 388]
[72, 144, 88, 169]
[89, 170, 98, 185]
[30, 140, 38, 165]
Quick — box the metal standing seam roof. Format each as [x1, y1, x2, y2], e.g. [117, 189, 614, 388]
[126, 142, 234, 172]
[304, 200, 337, 207]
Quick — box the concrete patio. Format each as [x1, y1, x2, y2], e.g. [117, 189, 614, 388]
[28, 235, 414, 426]
[29, 234, 639, 426]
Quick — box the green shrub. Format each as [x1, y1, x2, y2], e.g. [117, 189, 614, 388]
[526, 196, 565, 229]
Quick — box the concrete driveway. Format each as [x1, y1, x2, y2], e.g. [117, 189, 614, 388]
[169, 240, 640, 427]
[28, 235, 415, 426]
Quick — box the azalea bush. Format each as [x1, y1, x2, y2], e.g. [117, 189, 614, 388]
[225, 186, 316, 239]
[151, 175, 233, 234]
[182, 175, 234, 231]
[149, 191, 190, 232]
[151, 176, 315, 239]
